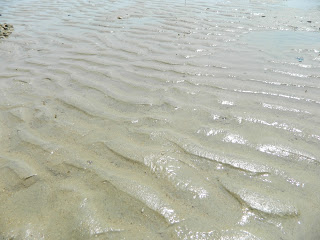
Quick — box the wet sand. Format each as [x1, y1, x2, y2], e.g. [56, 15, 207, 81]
[0, 0, 320, 239]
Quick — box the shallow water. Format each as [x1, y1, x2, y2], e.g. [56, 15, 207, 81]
[0, 0, 320, 239]
[285, 0, 320, 10]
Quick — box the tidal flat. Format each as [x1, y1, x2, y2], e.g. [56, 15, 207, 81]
[0, 0, 320, 239]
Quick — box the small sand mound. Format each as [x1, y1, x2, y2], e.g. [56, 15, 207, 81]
[0, 23, 14, 39]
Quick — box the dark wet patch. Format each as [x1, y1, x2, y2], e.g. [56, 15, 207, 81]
[0, 23, 14, 39]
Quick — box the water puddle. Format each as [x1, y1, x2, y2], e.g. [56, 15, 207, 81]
[285, 0, 320, 10]
[243, 30, 320, 60]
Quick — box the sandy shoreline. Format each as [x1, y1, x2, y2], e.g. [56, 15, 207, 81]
[0, 0, 320, 239]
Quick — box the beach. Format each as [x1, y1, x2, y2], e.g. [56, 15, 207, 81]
[0, 0, 320, 239]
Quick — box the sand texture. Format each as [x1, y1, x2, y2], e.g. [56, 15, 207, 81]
[0, 0, 320, 239]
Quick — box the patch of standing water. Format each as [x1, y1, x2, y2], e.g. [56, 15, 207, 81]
[242, 30, 320, 61]
[284, 0, 320, 10]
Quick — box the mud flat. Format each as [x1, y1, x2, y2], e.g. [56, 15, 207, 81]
[0, 0, 320, 239]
